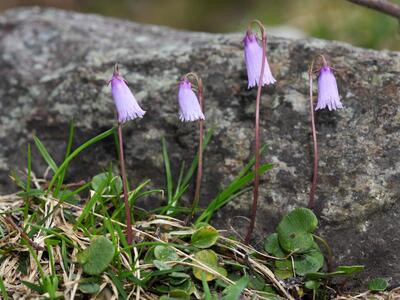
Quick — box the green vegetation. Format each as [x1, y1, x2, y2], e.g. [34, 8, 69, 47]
[0, 127, 382, 299]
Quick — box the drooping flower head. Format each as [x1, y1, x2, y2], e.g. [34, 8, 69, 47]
[178, 79, 205, 122]
[315, 64, 343, 111]
[243, 31, 276, 88]
[110, 64, 145, 123]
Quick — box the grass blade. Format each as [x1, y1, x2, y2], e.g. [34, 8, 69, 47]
[24, 143, 32, 222]
[174, 161, 185, 198]
[54, 121, 75, 196]
[76, 177, 108, 226]
[222, 276, 249, 300]
[181, 129, 213, 188]
[33, 136, 58, 173]
[107, 272, 128, 300]
[201, 273, 212, 300]
[196, 163, 273, 224]
[0, 275, 9, 300]
[162, 138, 173, 204]
[46, 128, 115, 193]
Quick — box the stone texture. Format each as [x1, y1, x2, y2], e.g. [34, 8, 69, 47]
[0, 7, 399, 288]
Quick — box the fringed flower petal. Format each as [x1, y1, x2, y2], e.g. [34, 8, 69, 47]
[178, 80, 205, 122]
[316, 66, 343, 111]
[243, 33, 276, 88]
[111, 74, 146, 123]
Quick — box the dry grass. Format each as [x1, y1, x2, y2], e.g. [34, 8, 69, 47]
[0, 174, 398, 299]
[0, 182, 292, 299]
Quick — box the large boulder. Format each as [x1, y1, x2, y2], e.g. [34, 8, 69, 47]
[0, 7, 399, 287]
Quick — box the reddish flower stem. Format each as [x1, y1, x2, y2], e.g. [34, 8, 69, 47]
[244, 23, 267, 245]
[118, 123, 133, 245]
[184, 73, 204, 220]
[308, 64, 318, 209]
[307, 55, 326, 209]
[192, 80, 204, 219]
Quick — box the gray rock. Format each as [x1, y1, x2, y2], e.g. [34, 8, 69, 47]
[0, 7, 399, 288]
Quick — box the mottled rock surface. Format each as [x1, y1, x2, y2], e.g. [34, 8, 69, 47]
[0, 7, 399, 288]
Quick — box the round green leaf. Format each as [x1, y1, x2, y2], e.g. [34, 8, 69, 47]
[248, 273, 266, 290]
[191, 225, 219, 249]
[192, 250, 221, 281]
[170, 277, 188, 286]
[368, 278, 389, 292]
[154, 284, 170, 294]
[264, 233, 286, 258]
[275, 259, 292, 270]
[174, 279, 195, 294]
[305, 280, 320, 290]
[274, 269, 293, 280]
[153, 260, 171, 271]
[277, 208, 318, 253]
[169, 289, 190, 299]
[77, 236, 115, 275]
[79, 282, 100, 294]
[195, 222, 209, 229]
[294, 243, 324, 276]
[144, 246, 156, 264]
[154, 245, 179, 261]
[263, 284, 278, 295]
[91, 173, 110, 192]
[109, 175, 122, 195]
[91, 172, 122, 195]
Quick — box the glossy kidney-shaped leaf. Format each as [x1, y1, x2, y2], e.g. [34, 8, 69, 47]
[153, 260, 172, 271]
[191, 225, 219, 249]
[248, 273, 266, 291]
[368, 278, 389, 292]
[305, 280, 320, 290]
[277, 208, 318, 253]
[275, 259, 292, 271]
[154, 245, 179, 261]
[192, 250, 226, 281]
[274, 269, 293, 280]
[91, 172, 122, 195]
[77, 236, 115, 275]
[293, 243, 324, 276]
[79, 282, 100, 294]
[169, 289, 190, 299]
[264, 233, 286, 258]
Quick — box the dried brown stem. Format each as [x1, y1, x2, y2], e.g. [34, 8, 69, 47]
[42, 180, 86, 190]
[346, 0, 400, 19]
[3, 216, 45, 251]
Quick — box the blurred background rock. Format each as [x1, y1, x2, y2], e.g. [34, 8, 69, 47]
[0, 0, 399, 50]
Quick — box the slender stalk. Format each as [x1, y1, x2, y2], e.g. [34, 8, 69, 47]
[244, 22, 267, 245]
[307, 54, 326, 209]
[308, 60, 318, 209]
[313, 234, 334, 272]
[118, 123, 133, 245]
[184, 72, 204, 220]
[192, 79, 204, 219]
